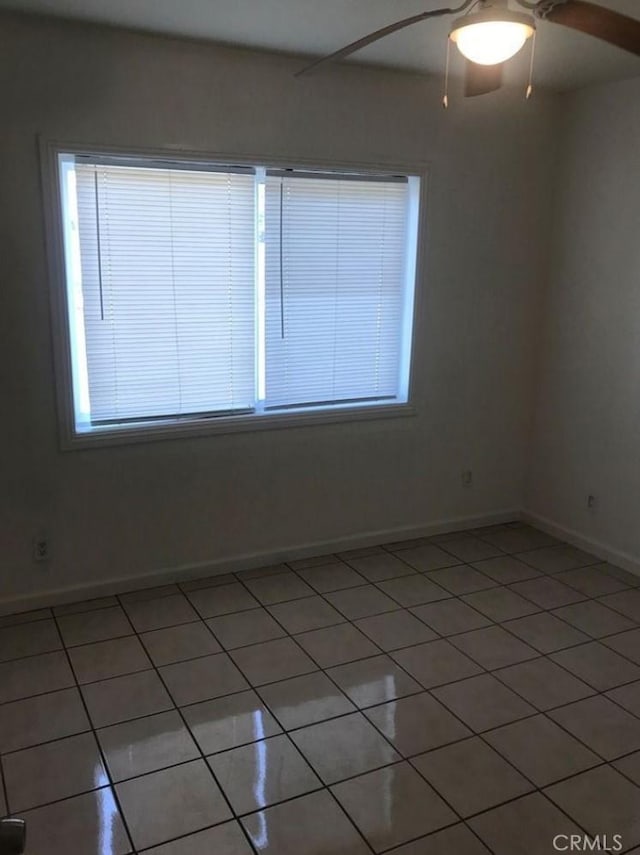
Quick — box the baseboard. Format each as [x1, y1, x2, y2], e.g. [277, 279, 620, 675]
[521, 510, 640, 580]
[0, 508, 519, 616]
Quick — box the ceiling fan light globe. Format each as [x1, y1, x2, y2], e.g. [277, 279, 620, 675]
[450, 12, 535, 66]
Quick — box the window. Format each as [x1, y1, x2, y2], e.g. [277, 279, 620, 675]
[53, 150, 421, 444]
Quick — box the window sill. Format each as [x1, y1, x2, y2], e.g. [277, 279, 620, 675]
[61, 402, 417, 450]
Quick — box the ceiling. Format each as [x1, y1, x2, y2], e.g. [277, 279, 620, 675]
[1, 0, 639, 90]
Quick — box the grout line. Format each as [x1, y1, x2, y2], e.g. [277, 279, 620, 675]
[1, 524, 640, 853]
[47, 607, 139, 855]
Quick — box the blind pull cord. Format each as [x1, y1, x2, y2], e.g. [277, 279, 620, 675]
[93, 170, 105, 321]
[279, 181, 285, 339]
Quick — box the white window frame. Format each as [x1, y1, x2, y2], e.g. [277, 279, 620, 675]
[40, 140, 428, 449]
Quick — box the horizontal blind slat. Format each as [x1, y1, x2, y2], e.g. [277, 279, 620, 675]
[263, 175, 409, 408]
[75, 163, 256, 422]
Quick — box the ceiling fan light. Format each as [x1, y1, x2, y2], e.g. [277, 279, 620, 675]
[450, 11, 535, 66]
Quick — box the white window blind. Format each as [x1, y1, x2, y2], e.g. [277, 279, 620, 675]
[263, 173, 410, 410]
[74, 161, 256, 424]
[57, 152, 420, 440]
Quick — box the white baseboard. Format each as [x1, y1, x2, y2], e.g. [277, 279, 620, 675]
[0, 508, 519, 616]
[521, 510, 640, 580]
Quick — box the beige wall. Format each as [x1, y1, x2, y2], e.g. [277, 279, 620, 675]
[0, 13, 558, 609]
[527, 76, 640, 566]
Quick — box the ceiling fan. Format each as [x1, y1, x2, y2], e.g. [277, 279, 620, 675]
[295, 0, 640, 99]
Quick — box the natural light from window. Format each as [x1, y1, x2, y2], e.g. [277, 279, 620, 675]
[56, 152, 421, 442]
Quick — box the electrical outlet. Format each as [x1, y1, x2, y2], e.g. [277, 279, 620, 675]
[462, 470, 473, 487]
[33, 536, 50, 563]
[587, 494, 597, 510]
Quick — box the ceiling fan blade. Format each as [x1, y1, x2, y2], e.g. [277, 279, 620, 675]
[535, 0, 640, 55]
[295, 0, 474, 77]
[464, 60, 504, 96]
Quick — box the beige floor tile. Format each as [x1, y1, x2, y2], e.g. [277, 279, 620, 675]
[389, 823, 492, 854]
[116, 760, 231, 850]
[3, 732, 107, 811]
[607, 679, 640, 719]
[364, 692, 471, 756]
[327, 654, 422, 708]
[240, 563, 290, 580]
[494, 657, 595, 710]
[517, 545, 598, 573]
[119, 584, 180, 604]
[603, 627, 640, 664]
[355, 609, 437, 651]
[509, 576, 586, 609]
[144, 821, 254, 855]
[398, 544, 461, 572]
[377, 575, 450, 607]
[411, 599, 491, 636]
[258, 671, 355, 730]
[450, 626, 538, 670]
[182, 689, 281, 754]
[244, 573, 315, 605]
[324, 585, 400, 620]
[392, 639, 483, 689]
[599, 589, 640, 622]
[556, 599, 638, 638]
[412, 736, 533, 817]
[432, 674, 535, 732]
[296, 562, 365, 592]
[206, 608, 286, 649]
[462, 587, 540, 622]
[471, 555, 542, 584]
[0, 619, 62, 662]
[140, 621, 221, 666]
[347, 552, 416, 582]
[551, 641, 640, 690]
[485, 714, 600, 786]
[427, 566, 496, 596]
[332, 761, 456, 851]
[287, 553, 338, 571]
[98, 710, 199, 781]
[0, 608, 52, 628]
[123, 593, 198, 632]
[82, 670, 173, 728]
[614, 751, 640, 786]
[549, 695, 640, 760]
[502, 612, 590, 654]
[54, 597, 119, 616]
[437, 536, 505, 563]
[209, 733, 321, 813]
[0, 687, 89, 753]
[0, 650, 74, 703]
[469, 792, 581, 855]
[241, 789, 370, 854]
[295, 622, 380, 668]
[230, 637, 317, 685]
[68, 636, 152, 683]
[58, 606, 132, 647]
[160, 652, 248, 705]
[480, 527, 559, 553]
[545, 766, 640, 850]
[290, 711, 400, 784]
[22, 788, 131, 855]
[180, 573, 237, 592]
[187, 583, 260, 618]
[556, 566, 629, 597]
[268, 595, 345, 634]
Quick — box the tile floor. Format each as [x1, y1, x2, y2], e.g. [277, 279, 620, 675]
[1, 523, 640, 853]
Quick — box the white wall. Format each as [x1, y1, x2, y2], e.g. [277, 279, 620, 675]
[527, 76, 640, 565]
[0, 13, 558, 609]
